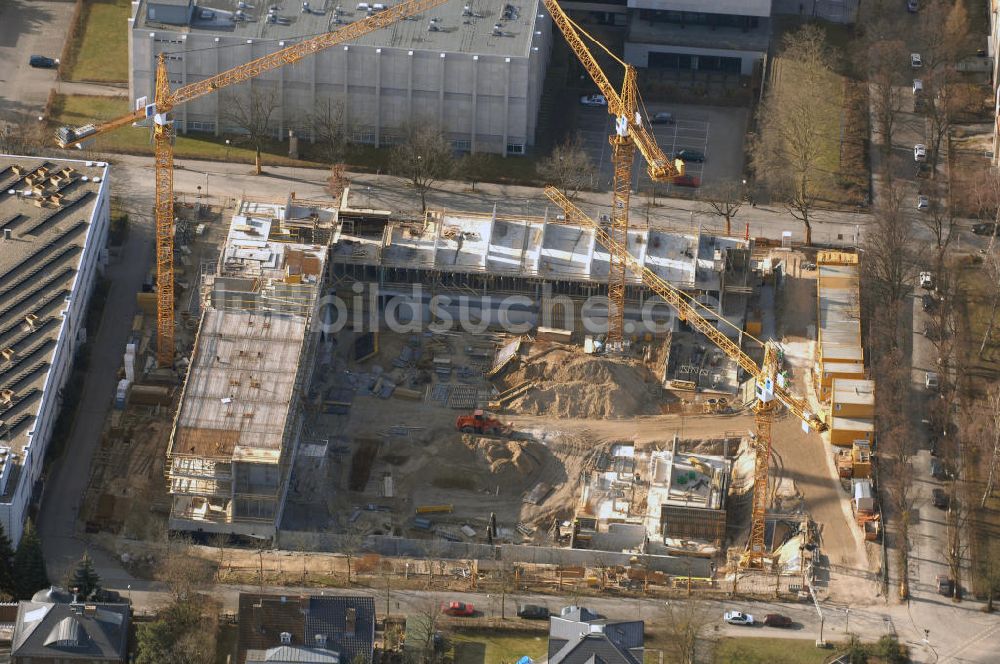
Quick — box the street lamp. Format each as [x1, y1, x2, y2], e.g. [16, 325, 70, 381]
[127, 584, 131, 606]
[225, 139, 231, 162]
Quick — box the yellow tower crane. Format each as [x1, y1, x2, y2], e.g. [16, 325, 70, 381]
[544, 186, 827, 569]
[55, 0, 450, 368]
[542, 0, 684, 347]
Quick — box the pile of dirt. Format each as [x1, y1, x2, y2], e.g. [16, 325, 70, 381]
[505, 348, 656, 418]
[462, 436, 543, 487]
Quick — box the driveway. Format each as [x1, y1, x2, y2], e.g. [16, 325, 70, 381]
[37, 171, 153, 587]
[0, 0, 75, 124]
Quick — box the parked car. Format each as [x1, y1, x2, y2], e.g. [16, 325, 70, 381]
[921, 294, 937, 312]
[930, 457, 947, 480]
[28, 55, 58, 68]
[936, 574, 954, 596]
[907, 0, 919, 12]
[676, 149, 705, 162]
[914, 144, 927, 161]
[914, 96, 927, 112]
[441, 601, 475, 616]
[925, 371, 940, 390]
[911, 52, 923, 68]
[650, 112, 675, 124]
[919, 270, 934, 288]
[932, 488, 949, 509]
[763, 614, 793, 628]
[917, 194, 929, 210]
[517, 604, 550, 620]
[579, 94, 607, 107]
[913, 79, 923, 94]
[671, 174, 701, 188]
[973, 222, 1000, 236]
[724, 611, 754, 626]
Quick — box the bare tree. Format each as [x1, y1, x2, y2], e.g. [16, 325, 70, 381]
[310, 97, 351, 166]
[978, 387, 1000, 508]
[919, 0, 973, 71]
[536, 135, 595, 200]
[977, 537, 1000, 612]
[406, 597, 444, 664]
[658, 600, 717, 664]
[919, 193, 959, 278]
[221, 88, 281, 175]
[339, 525, 370, 584]
[458, 151, 491, 192]
[861, 36, 909, 166]
[752, 25, 839, 245]
[0, 115, 47, 156]
[389, 124, 454, 213]
[861, 185, 919, 346]
[944, 486, 970, 601]
[700, 180, 746, 235]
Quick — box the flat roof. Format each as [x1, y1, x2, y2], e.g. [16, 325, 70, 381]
[832, 416, 874, 432]
[137, 0, 542, 58]
[171, 309, 306, 464]
[0, 155, 108, 500]
[334, 210, 748, 290]
[171, 199, 330, 465]
[833, 378, 875, 406]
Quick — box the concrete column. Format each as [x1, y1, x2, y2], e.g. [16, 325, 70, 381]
[407, 51, 414, 123]
[375, 48, 383, 147]
[342, 46, 350, 132]
[180, 35, 188, 135]
[503, 57, 511, 157]
[439, 53, 446, 133]
[278, 41, 286, 137]
[214, 37, 222, 135]
[310, 48, 317, 142]
[147, 32, 156, 103]
[471, 56, 479, 153]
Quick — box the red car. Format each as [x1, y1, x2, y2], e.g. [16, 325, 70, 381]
[671, 175, 700, 188]
[441, 601, 474, 616]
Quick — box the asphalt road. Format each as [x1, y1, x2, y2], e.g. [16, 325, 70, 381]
[0, 0, 75, 124]
[101, 577, 999, 661]
[36, 169, 154, 587]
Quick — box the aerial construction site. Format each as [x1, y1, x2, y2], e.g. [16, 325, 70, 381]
[44, 0, 878, 603]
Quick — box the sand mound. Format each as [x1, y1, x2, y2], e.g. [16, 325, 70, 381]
[463, 436, 543, 487]
[505, 348, 655, 418]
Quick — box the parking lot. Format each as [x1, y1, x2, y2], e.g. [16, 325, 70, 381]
[0, 0, 76, 124]
[574, 102, 749, 195]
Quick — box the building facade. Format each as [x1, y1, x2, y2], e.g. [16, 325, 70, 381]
[0, 156, 110, 545]
[130, 0, 552, 155]
[623, 0, 772, 76]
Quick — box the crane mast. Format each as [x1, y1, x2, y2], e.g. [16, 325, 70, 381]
[544, 186, 824, 568]
[55, 0, 451, 367]
[541, 0, 682, 346]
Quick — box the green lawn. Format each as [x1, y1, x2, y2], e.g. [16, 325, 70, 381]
[47, 94, 322, 167]
[65, 0, 132, 82]
[712, 638, 835, 664]
[450, 630, 548, 664]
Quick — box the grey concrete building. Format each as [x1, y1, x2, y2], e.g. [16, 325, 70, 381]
[0, 156, 110, 546]
[129, 0, 552, 155]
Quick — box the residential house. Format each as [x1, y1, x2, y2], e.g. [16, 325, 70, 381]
[10, 586, 130, 664]
[547, 606, 644, 664]
[237, 593, 375, 664]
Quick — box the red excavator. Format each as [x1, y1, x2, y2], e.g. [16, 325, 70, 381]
[455, 410, 511, 436]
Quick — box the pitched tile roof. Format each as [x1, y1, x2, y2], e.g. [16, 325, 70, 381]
[11, 600, 129, 661]
[547, 607, 643, 664]
[237, 594, 375, 664]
